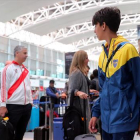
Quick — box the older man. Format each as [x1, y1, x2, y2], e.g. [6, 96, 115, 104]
[0, 46, 33, 140]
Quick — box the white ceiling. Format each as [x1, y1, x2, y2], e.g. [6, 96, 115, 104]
[0, 0, 139, 55]
[0, 0, 60, 22]
[25, 2, 140, 35]
[57, 23, 138, 44]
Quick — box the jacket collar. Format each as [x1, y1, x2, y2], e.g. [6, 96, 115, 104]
[12, 61, 25, 68]
[102, 35, 128, 58]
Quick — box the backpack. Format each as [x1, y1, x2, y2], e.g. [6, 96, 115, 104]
[0, 117, 15, 140]
[63, 90, 84, 140]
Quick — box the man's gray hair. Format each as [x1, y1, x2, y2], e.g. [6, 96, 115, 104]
[14, 45, 27, 57]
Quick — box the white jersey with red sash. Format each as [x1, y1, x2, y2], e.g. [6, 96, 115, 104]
[0, 61, 33, 107]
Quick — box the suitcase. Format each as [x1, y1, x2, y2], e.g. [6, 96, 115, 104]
[74, 134, 97, 140]
[53, 117, 64, 140]
[27, 106, 39, 131]
[34, 126, 49, 140]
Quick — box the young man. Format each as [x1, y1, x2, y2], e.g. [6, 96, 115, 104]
[89, 7, 140, 140]
[0, 46, 33, 140]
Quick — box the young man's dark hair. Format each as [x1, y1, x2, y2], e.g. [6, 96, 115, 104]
[92, 7, 121, 32]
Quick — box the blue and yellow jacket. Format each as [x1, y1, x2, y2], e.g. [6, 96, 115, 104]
[92, 35, 140, 133]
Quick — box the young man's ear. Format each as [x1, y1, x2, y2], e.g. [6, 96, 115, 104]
[102, 22, 106, 31]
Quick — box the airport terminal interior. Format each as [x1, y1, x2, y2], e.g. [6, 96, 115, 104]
[0, 0, 140, 140]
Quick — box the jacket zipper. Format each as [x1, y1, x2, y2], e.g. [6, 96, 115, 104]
[104, 44, 111, 132]
[107, 58, 111, 132]
[23, 80, 26, 104]
[20, 67, 26, 105]
[107, 39, 111, 133]
[107, 39, 117, 132]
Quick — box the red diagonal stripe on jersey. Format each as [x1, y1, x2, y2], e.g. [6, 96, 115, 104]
[8, 68, 28, 99]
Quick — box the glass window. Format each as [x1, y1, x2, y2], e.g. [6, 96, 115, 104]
[36, 62, 44, 76]
[36, 69, 44, 76]
[0, 37, 8, 52]
[57, 73, 63, 78]
[89, 61, 93, 72]
[10, 55, 14, 60]
[38, 62, 44, 70]
[0, 62, 5, 71]
[29, 70, 36, 75]
[52, 50, 57, 63]
[38, 47, 44, 61]
[30, 60, 36, 70]
[23, 58, 28, 68]
[0, 53, 8, 63]
[93, 61, 98, 69]
[45, 48, 51, 63]
[46, 63, 51, 77]
[58, 52, 64, 62]
[21, 42, 28, 48]
[30, 45, 37, 59]
[52, 65, 57, 78]
[9, 39, 19, 54]
[57, 65, 64, 78]
[20, 42, 29, 55]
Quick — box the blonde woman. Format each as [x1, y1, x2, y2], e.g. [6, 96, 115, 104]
[68, 50, 91, 133]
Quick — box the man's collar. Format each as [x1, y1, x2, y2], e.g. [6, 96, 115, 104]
[12, 61, 25, 68]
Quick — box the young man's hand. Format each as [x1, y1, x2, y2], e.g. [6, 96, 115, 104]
[89, 117, 98, 133]
[0, 107, 8, 117]
[90, 89, 99, 94]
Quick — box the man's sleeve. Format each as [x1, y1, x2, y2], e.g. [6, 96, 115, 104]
[29, 78, 33, 104]
[46, 88, 57, 98]
[128, 45, 140, 119]
[92, 97, 101, 118]
[91, 66, 103, 117]
[29, 90, 33, 104]
[131, 56, 140, 98]
[0, 66, 10, 107]
[56, 88, 60, 94]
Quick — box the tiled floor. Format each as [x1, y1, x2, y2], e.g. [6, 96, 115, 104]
[23, 132, 33, 140]
[23, 132, 140, 140]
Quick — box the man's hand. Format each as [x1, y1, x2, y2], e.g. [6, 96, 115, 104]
[137, 121, 140, 136]
[61, 93, 67, 99]
[89, 117, 98, 133]
[30, 103, 34, 107]
[0, 107, 8, 117]
[56, 93, 60, 98]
